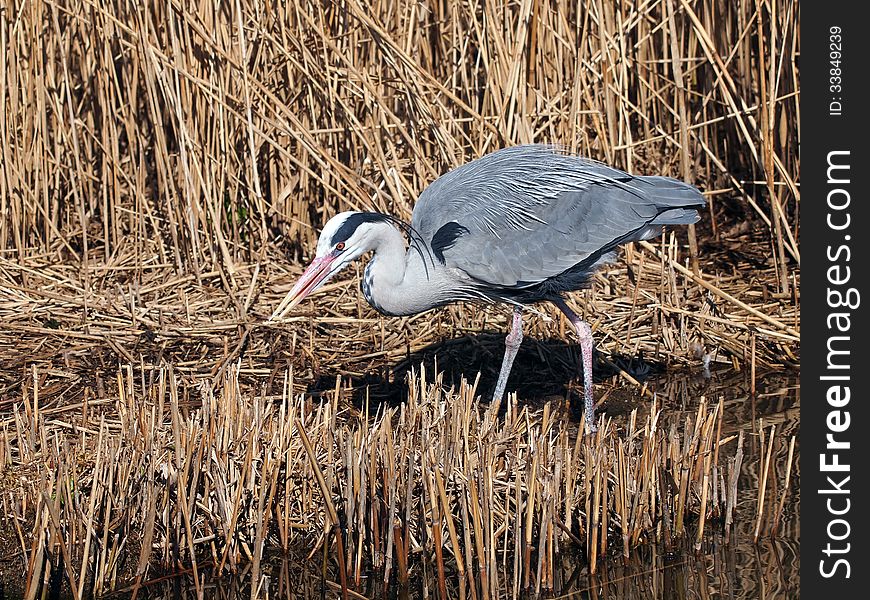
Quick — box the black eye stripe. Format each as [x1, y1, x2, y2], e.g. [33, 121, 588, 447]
[331, 212, 389, 245]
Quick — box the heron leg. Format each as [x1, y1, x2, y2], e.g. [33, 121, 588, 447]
[552, 297, 598, 434]
[492, 306, 523, 402]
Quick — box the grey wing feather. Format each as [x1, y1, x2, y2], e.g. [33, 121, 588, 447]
[411, 144, 704, 289]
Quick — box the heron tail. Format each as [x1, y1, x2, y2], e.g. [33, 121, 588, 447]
[650, 207, 701, 225]
[635, 175, 706, 224]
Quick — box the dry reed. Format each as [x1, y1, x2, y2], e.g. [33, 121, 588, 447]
[0, 0, 800, 596]
[1, 363, 796, 597]
[0, 0, 799, 367]
[0, 0, 799, 395]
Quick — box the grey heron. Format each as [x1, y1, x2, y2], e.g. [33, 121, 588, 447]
[272, 144, 704, 432]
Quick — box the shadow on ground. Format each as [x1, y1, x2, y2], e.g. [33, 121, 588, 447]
[302, 331, 798, 430]
[304, 333, 673, 417]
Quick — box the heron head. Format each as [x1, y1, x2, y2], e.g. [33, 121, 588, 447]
[270, 212, 386, 320]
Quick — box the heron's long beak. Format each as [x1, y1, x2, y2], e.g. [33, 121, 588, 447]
[269, 255, 337, 321]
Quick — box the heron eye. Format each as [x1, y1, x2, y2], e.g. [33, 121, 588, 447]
[335, 242, 346, 251]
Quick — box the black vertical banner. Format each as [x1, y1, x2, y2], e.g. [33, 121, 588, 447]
[803, 3, 869, 597]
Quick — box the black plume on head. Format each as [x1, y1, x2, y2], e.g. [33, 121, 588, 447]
[330, 212, 390, 245]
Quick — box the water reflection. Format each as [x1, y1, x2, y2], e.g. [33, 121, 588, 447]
[115, 537, 798, 599]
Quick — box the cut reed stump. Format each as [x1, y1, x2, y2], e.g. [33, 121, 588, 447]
[0, 363, 795, 598]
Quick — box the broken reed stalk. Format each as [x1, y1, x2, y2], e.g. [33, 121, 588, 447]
[754, 422, 778, 544]
[771, 436, 797, 538]
[1, 364, 796, 598]
[296, 422, 349, 600]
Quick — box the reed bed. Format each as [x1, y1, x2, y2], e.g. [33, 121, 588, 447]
[0, 0, 800, 382]
[0, 0, 799, 295]
[0, 362, 796, 598]
[0, 0, 800, 596]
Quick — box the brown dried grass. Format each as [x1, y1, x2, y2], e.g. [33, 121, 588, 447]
[0, 0, 799, 376]
[0, 0, 799, 596]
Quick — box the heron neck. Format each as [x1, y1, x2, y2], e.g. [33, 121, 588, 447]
[363, 223, 439, 316]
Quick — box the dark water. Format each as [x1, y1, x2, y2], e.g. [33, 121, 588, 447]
[578, 367, 800, 599]
[5, 368, 799, 599]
